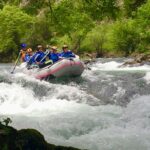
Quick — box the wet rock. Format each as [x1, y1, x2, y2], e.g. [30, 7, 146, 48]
[120, 53, 150, 67]
[0, 123, 81, 150]
[84, 52, 97, 59]
[83, 59, 96, 65]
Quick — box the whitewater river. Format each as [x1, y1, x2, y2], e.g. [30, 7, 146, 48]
[1, 58, 150, 150]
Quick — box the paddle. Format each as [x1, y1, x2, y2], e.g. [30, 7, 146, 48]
[26, 50, 50, 69]
[11, 52, 21, 74]
[40, 49, 50, 63]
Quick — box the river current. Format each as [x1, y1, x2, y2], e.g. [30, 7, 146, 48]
[0, 58, 150, 150]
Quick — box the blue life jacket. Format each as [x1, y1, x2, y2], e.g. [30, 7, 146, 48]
[49, 53, 60, 63]
[27, 53, 36, 65]
[34, 51, 45, 63]
[24, 54, 32, 62]
[60, 50, 75, 58]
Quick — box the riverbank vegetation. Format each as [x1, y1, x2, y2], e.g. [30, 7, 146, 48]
[0, 0, 150, 62]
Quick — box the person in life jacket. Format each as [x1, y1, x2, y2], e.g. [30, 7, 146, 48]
[32, 45, 46, 64]
[60, 45, 75, 58]
[20, 43, 27, 62]
[24, 48, 33, 63]
[49, 46, 60, 63]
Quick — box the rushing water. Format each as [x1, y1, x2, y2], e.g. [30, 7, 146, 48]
[1, 58, 150, 150]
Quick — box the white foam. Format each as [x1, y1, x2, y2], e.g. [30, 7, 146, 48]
[1, 61, 150, 150]
[91, 61, 150, 71]
[4, 95, 150, 150]
[0, 82, 37, 114]
[143, 72, 150, 84]
[10, 102, 123, 149]
[0, 74, 100, 115]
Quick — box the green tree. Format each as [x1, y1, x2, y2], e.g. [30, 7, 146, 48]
[0, 5, 34, 61]
[133, 0, 150, 52]
[111, 20, 139, 56]
[53, 0, 93, 51]
[0, 0, 21, 9]
[123, 0, 146, 17]
[26, 15, 54, 49]
[82, 0, 120, 20]
[81, 23, 110, 56]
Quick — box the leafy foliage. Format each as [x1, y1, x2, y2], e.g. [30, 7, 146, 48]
[0, 0, 150, 61]
[124, 0, 146, 17]
[81, 23, 111, 55]
[82, 0, 120, 20]
[111, 20, 139, 56]
[0, 5, 34, 60]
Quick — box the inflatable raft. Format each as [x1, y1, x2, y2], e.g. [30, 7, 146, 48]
[21, 57, 84, 79]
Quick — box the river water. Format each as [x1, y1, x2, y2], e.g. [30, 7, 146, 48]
[0, 58, 150, 150]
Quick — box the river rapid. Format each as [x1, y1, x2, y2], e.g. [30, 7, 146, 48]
[1, 58, 150, 150]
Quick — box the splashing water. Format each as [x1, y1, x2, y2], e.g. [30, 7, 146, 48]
[0, 59, 150, 150]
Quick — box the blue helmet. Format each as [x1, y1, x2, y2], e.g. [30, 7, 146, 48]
[21, 43, 27, 48]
